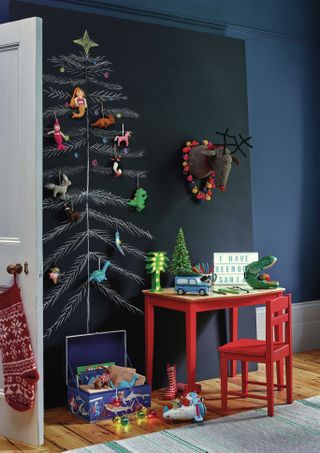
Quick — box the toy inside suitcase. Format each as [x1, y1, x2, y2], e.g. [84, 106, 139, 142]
[66, 330, 151, 422]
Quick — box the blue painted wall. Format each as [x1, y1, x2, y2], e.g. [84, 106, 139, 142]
[4, 0, 320, 305]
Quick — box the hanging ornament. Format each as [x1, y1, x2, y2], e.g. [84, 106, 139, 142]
[111, 144, 123, 177]
[127, 175, 147, 212]
[89, 258, 111, 283]
[49, 267, 64, 284]
[69, 87, 87, 119]
[92, 104, 115, 129]
[91, 159, 98, 167]
[113, 415, 122, 425]
[120, 416, 129, 427]
[64, 202, 80, 223]
[45, 173, 71, 200]
[104, 71, 110, 79]
[114, 123, 131, 147]
[115, 230, 125, 256]
[47, 113, 69, 151]
[73, 30, 99, 56]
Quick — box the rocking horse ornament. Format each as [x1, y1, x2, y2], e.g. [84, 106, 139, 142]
[182, 130, 252, 202]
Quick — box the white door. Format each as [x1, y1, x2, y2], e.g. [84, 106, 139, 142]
[0, 17, 43, 446]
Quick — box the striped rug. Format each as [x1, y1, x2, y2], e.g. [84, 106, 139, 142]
[66, 396, 320, 453]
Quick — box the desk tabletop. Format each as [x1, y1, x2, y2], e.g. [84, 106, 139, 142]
[143, 287, 286, 303]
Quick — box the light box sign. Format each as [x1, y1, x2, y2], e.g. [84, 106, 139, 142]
[213, 252, 258, 286]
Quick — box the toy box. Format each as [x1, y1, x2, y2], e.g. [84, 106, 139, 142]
[66, 330, 151, 422]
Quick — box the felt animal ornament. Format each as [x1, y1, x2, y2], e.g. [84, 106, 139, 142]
[114, 124, 131, 147]
[48, 267, 64, 284]
[45, 174, 71, 200]
[92, 114, 115, 129]
[89, 260, 111, 283]
[128, 188, 147, 212]
[183, 131, 252, 202]
[69, 87, 87, 119]
[111, 155, 123, 177]
[115, 230, 125, 256]
[47, 117, 69, 151]
[64, 203, 81, 223]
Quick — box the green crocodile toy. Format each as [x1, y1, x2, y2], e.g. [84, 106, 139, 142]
[244, 256, 279, 289]
[127, 188, 147, 212]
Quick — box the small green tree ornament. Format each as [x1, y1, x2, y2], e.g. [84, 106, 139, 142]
[169, 227, 195, 276]
[145, 251, 168, 292]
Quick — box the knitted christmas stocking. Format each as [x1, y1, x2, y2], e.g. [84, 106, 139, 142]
[163, 363, 177, 400]
[0, 283, 39, 412]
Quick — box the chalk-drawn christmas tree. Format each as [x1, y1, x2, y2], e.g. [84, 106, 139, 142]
[43, 30, 151, 338]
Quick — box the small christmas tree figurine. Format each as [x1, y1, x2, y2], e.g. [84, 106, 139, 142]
[145, 252, 168, 292]
[169, 228, 195, 276]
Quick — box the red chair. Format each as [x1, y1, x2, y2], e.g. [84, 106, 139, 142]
[219, 295, 293, 416]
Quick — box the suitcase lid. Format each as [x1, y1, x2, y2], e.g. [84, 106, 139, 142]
[66, 330, 127, 386]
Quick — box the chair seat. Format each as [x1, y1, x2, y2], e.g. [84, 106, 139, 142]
[218, 338, 288, 357]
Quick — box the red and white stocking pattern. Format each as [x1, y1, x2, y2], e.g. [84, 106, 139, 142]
[0, 283, 39, 412]
[163, 363, 177, 400]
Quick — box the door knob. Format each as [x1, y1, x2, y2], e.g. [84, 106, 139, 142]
[7, 263, 23, 275]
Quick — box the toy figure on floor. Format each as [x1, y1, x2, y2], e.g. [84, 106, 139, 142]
[47, 118, 69, 151]
[244, 256, 279, 289]
[163, 392, 206, 423]
[89, 260, 111, 283]
[69, 87, 87, 119]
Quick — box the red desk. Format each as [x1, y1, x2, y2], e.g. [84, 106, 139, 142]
[144, 287, 286, 391]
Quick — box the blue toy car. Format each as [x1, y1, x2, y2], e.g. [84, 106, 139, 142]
[174, 276, 211, 296]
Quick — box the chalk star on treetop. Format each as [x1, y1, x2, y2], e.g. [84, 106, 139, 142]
[73, 30, 99, 55]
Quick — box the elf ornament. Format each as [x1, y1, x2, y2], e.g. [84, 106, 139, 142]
[0, 283, 39, 411]
[47, 117, 69, 151]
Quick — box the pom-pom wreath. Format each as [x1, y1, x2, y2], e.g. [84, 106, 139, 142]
[182, 139, 215, 203]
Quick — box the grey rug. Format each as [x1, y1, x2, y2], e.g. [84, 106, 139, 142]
[66, 396, 320, 452]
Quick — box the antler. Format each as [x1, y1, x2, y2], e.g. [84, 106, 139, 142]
[215, 129, 252, 157]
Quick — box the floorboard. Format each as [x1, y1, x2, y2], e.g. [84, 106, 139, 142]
[1, 349, 320, 452]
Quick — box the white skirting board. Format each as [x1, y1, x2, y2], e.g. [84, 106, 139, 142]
[256, 300, 320, 352]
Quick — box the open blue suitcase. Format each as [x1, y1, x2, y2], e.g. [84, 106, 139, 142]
[66, 330, 151, 422]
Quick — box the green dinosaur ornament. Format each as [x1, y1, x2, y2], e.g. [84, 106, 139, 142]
[244, 256, 279, 289]
[127, 187, 147, 212]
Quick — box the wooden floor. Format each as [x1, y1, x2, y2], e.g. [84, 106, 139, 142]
[2, 349, 320, 452]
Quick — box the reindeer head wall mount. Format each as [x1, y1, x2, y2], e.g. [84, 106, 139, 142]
[182, 129, 252, 202]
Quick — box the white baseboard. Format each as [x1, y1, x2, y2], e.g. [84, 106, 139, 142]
[256, 300, 320, 353]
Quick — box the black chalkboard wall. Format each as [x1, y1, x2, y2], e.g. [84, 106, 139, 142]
[12, 1, 255, 408]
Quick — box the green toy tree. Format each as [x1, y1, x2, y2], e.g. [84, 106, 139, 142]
[145, 252, 168, 292]
[169, 228, 195, 276]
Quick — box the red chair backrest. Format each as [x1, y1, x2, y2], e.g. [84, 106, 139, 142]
[266, 295, 292, 359]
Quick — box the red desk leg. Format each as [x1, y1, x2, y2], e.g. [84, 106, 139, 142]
[229, 307, 238, 377]
[186, 306, 197, 392]
[145, 296, 154, 388]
